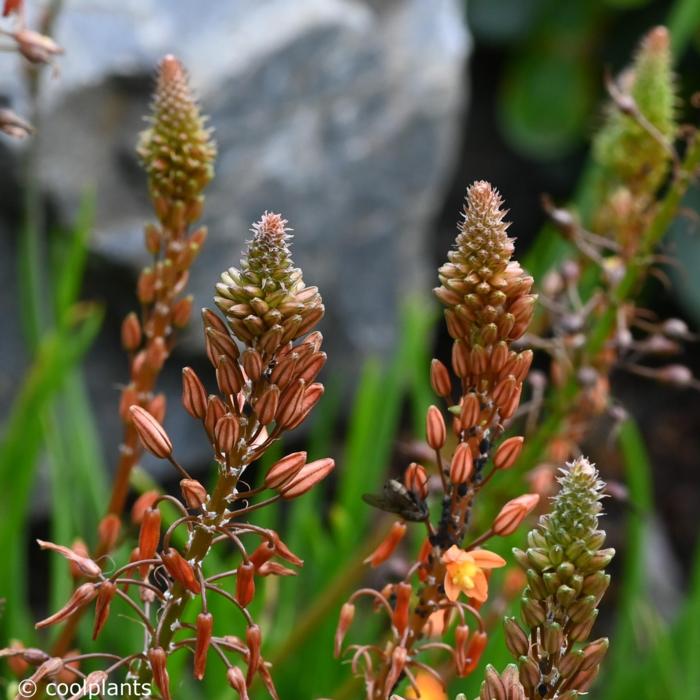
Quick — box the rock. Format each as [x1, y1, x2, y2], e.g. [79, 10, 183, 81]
[1, 0, 470, 471]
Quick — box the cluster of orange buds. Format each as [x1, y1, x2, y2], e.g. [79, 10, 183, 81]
[4, 210, 334, 697]
[335, 182, 540, 699]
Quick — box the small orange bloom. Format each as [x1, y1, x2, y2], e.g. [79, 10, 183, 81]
[405, 670, 447, 700]
[441, 546, 506, 602]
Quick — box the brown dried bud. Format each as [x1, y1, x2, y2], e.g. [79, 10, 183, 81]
[404, 462, 429, 500]
[430, 358, 452, 397]
[363, 521, 407, 567]
[493, 494, 539, 536]
[235, 561, 256, 607]
[194, 612, 213, 680]
[226, 666, 250, 700]
[278, 457, 335, 499]
[148, 647, 172, 700]
[180, 479, 208, 509]
[245, 624, 262, 685]
[130, 405, 173, 459]
[181, 367, 207, 419]
[36, 539, 101, 578]
[450, 442, 474, 484]
[255, 384, 280, 425]
[121, 312, 142, 351]
[35, 583, 97, 629]
[494, 436, 524, 470]
[426, 405, 446, 450]
[162, 547, 201, 594]
[334, 602, 356, 658]
[264, 451, 307, 489]
[92, 581, 117, 640]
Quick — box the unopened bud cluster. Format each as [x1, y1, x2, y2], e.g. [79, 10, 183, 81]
[505, 458, 614, 697]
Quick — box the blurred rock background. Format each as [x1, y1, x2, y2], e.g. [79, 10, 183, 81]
[1, 0, 699, 590]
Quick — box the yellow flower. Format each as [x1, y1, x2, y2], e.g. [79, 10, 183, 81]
[442, 546, 506, 603]
[405, 671, 447, 700]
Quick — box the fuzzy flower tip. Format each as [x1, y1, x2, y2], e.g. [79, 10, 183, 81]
[442, 546, 506, 603]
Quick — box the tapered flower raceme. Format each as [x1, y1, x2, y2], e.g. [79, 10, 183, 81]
[594, 26, 676, 196]
[435, 181, 535, 359]
[506, 457, 614, 697]
[214, 212, 324, 353]
[138, 55, 216, 227]
[442, 546, 506, 603]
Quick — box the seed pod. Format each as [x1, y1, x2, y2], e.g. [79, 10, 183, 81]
[430, 358, 452, 397]
[334, 602, 355, 658]
[161, 548, 201, 594]
[92, 581, 117, 640]
[278, 458, 335, 499]
[236, 561, 255, 607]
[130, 405, 173, 459]
[426, 405, 446, 450]
[494, 436, 524, 470]
[180, 478, 208, 509]
[121, 312, 142, 351]
[264, 451, 307, 489]
[182, 367, 207, 419]
[193, 612, 213, 680]
[148, 647, 172, 700]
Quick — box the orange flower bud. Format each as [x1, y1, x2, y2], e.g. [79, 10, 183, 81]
[450, 442, 474, 484]
[490, 341, 509, 373]
[121, 312, 142, 351]
[35, 583, 97, 629]
[92, 581, 116, 640]
[334, 602, 356, 658]
[180, 478, 208, 509]
[245, 624, 262, 685]
[146, 337, 168, 372]
[278, 458, 335, 499]
[204, 395, 227, 441]
[460, 393, 480, 430]
[130, 405, 173, 459]
[464, 630, 487, 676]
[162, 548, 201, 594]
[249, 541, 276, 570]
[363, 521, 407, 567]
[264, 451, 307, 489]
[426, 405, 446, 450]
[452, 338, 470, 377]
[206, 328, 239, 364]
[98, 514, 121, 552]
[172, 295, 193, 328]
[493, 494, 540, 536]
[494, 436, 524, 470]
[298, 351, 326, 383]
[404, 462, 429, 500]
[148, 647, 172, 700]
[430, 359, 452, 397]
[131, 490, 159, 524]
[236, 561, 256, 607]
[182, 367, 207, 420]
[194, 612, 213, 680]
[137, 267, 155, 303]
[242, 348, 263, 381]
[139, 508, 161, 564]
[276, 378, 306, 428]
[215, 414, 240, 455]
[500, 382, 523, 420]
[392, 582, 412, 635]
[226, 666, 250, 699]
[254, 385, 280, 425]
[216, 355, 244, 396]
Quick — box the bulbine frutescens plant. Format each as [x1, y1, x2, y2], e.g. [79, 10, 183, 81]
[1, 55, 333, 698]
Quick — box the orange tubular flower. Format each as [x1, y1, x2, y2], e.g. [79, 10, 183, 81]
[441, 546, 506, 603]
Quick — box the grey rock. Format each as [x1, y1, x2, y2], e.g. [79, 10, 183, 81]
[2, 0, 470, 472]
